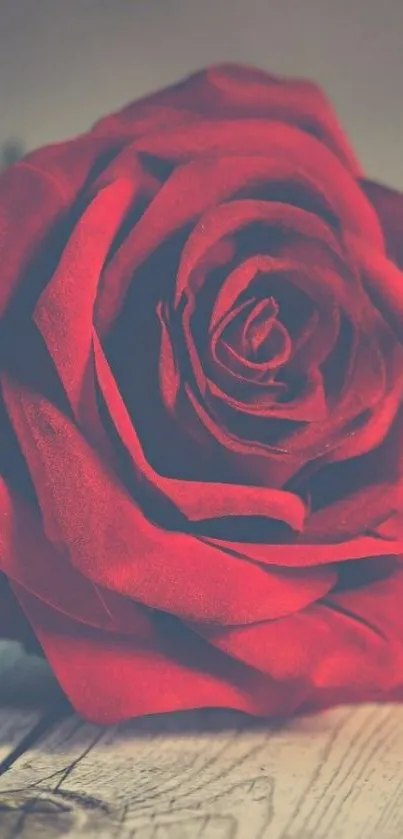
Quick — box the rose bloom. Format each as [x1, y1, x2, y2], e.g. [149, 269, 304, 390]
[1, 64, 403, 723]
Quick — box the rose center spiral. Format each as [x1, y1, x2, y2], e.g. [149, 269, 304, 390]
[220, 296, 292, 371]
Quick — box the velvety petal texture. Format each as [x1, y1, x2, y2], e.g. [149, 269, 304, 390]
[1, 64, 403, 723]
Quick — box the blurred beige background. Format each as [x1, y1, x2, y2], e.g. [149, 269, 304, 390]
[0, 0, 402, 187]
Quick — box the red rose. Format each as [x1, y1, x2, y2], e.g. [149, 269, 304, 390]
[1, 64, 403, 723]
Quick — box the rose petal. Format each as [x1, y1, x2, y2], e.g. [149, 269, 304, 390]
[207, 255, 344, 373]
[0, 477, 114, 628]
[303, 397, 403, 541]
[206, 368, 328, 423]
[197, 532, 403, 568]
[190, 562, 403, 693]
[177, 203, 344, 310]
[96, 128, 382, 333]
[2, 373, 334, 624]
[361, 179, 403, 270]
[0, 162, 68, 319]
[303, 480, 400, 544]
[156, 302, 181, 411]
[12, 559, 403, 723]
[355, 239, 403, 345]
[92, 63, 362, 174]
[318, 339, 403, 464]
[33, 178, 136, 455]
[12, 589, 308, 723]
[94, 333, 309, 530]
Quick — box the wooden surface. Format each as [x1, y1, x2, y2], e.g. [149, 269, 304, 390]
[1, 642, 403, 837]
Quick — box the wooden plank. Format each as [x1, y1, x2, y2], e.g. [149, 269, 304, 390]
[1, 701, 403, 838]
[0, 641, 66, 766]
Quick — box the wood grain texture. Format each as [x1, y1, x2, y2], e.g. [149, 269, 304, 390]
[1, 694, 403, 838]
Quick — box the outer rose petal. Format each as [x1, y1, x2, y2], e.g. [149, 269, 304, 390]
[357, 182, 403, 342]
[12, 588, 307, 724]
[352, 237, 403, 346]
[1, 377, 337, 625]
[361, 180, 403, 270]
[0, 477, 135, 631]
[0, 162, 67, 320]
[190, 560, 403, 695]
[11, 562, 403, 725]
[92, 64, 362, 175]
